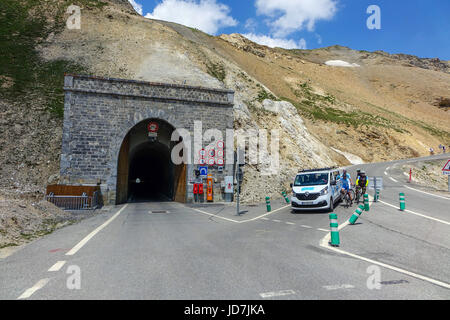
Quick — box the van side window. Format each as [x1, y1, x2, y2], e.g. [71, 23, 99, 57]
[333, 171, 340, 180]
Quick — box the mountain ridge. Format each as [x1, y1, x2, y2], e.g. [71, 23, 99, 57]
[0, 0, 449, 203]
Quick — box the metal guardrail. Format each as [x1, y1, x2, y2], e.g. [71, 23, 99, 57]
[45, 191, 102, 210]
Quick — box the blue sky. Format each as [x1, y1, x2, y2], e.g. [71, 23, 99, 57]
[128, 0, 450, 60]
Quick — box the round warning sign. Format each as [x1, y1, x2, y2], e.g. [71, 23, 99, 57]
[208, 158, 216, 166]
[217, 141, 224, 149]
[148, 122, 159, 133]
[216, 158, 224, 166]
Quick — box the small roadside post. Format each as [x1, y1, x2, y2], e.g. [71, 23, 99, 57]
[235, 148, 245, 216]
[442, 160, 450, 192]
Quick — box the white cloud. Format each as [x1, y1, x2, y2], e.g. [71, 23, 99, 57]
[244, 18, 258, 32]
[243, 33, 307, 49]
[255, 0, 338, 37]
[144, 0, 238, 35]
[128, 0, 143, 15]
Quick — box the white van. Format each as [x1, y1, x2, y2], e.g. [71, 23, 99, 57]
[290, 168, 342, 212]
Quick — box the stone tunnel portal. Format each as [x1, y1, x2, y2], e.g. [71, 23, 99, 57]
[116, 119, 186, 204]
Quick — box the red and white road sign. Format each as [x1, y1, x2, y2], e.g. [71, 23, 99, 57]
[442, 160, 450, 175]
[199, 149, 206, 157]
[217, 150, 224, 158]
[217, 141, 224, 149]
[147, 122, 159, 133]
[199, 158, 206, 165]
[216, 157, 224, 166]
[208, 158, 216, 166]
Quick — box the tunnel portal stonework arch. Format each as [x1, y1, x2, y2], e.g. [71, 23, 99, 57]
[60, 74, 234, 204]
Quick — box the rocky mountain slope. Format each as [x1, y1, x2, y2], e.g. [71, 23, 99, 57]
[1, 0, 449, 205]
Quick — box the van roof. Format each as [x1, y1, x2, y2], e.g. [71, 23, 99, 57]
[298, 167, 338, 174]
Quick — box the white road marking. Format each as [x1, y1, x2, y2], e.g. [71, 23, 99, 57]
[386, 167, 391, 171]
[389, 177, 398, 183]
[260, 290, 296, 298]
[322, 245, 450, 290]
[187, 205, 291, 224]
[17, 278, 50, 299]
[379, 200, 450, 225]
[301, 225, 312, 229]
[323, 284, 355, 291]
[261, 217, 269, 221]
[384, 171, 388, 176]
[286, 222, 295, 225]
[66, 204, 128, 256]
[242, 205, 291, 223]
[319, 197, 450, 290]
[403, 185, 450, 200]
[272, 219, 281, 223]
[317, 228, 329, 232]
[48, 261, 66, 272]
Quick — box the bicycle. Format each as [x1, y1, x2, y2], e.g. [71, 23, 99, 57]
[343, 187, 355, 208]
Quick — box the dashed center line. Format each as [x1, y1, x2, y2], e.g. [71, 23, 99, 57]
[260, 290, 296, 298]
[48, 261, 66, 272]
[323, 284, 355, 291]
[301, 225, 312, 229]
[17, 278, 50, 300]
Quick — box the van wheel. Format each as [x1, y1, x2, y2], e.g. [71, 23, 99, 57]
[328, 198, 334, 212]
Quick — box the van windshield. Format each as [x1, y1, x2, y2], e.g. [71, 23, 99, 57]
[294, 173, 329, 186]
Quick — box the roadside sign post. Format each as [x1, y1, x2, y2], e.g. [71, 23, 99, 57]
[442, 160, 450, 192]
[235, 148, 245, 216]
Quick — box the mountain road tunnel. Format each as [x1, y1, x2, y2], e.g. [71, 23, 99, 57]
[59, 74, 234, 205]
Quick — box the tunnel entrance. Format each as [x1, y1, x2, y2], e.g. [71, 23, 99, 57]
[128, 141, 173, 202]
[116, 119, 186, 204]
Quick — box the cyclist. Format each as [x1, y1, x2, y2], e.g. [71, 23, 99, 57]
[356, 171, 369, 198]
[340, 170, 353, 204]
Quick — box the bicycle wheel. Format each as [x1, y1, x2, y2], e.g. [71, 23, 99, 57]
[355, 189, 360, 203]
[344, 193, 350, 208]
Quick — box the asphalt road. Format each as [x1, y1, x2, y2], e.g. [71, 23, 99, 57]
[0, 154, 449, 300]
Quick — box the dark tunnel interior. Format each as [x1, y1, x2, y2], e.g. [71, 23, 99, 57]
[128, 141, 174, 202]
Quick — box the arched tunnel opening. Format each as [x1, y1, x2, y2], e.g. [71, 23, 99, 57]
[128, 141, 173, 202]
[116, 119, 186, 204]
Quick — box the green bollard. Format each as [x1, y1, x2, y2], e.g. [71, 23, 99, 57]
[374, 189, 380, 202]
[349, 205, 365, 225]
[266, 196, 272, 212]
[399, 193, 406, 211]
[282, 191, 290, 204]
[364, 194, 370, 211]
[329, 213, 340, 247]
